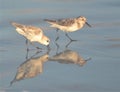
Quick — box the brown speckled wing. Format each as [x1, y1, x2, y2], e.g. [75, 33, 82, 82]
[56, 18, 75, 26]
[26, 26, 41, 35]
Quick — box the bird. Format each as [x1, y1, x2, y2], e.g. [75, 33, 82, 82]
[11, 22, 50, 50]
[10, 52, 49, 85]
[49, 49, 90, 66]
[44, 16, 91, 41]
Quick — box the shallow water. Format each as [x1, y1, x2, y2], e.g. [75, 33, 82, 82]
[0, 0, 120, 92]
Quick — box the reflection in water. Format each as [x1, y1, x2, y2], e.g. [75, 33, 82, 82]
[55, 40, 77, 54]
[49, 49, 91, 66]
[10, 51, 49, 85]
[10, 41, 91, 85]
[54, 40, 91, 66]
[65, 40, 77, 48]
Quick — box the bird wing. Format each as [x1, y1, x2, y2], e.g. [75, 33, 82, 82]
[26, 26, 42, 35]
[12, 22, 25, 31]
[12, 22, 42, 36]
[44, 18, 75, 26]
[56, 18, 75, 26]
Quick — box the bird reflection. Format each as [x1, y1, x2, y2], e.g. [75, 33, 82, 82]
[10, 40, 91, 85]
[65, 40, 75, 48]
[10, 51, 49, 85]
[55, 40, 77, 54]
[49, 49, 91, 66]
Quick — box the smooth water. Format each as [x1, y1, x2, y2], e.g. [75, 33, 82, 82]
[0, 0, 120, 92]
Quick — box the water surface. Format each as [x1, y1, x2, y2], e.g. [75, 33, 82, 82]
[0, 0, 120, 92]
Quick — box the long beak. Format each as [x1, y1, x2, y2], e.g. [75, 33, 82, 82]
[86, 22, 92, 27]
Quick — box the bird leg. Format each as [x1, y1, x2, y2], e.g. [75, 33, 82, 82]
[65, 40, 73, 48]
[65, 33, 77, 41]
[26, 39, 29, 51]
[30, 42, 42, 50]
[55, 42, 60, 54]
[55, 29, 59, 41]
[47, 45, 51, 53]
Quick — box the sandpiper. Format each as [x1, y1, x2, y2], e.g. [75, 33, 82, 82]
[12, 22, 50, 50]
[44, 16, 91, 41]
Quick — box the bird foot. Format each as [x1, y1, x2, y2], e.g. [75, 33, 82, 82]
[36, 47, 42, 49]
[70, 39, 78, 42]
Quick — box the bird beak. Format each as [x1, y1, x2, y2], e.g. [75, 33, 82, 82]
[86, 22, 92, 27]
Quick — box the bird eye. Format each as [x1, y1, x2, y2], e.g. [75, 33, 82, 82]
[47, 40, 49, 43]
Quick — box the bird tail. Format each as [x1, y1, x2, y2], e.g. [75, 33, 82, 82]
[11, 22, 25, 28]
[44, 19, 56, 23]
